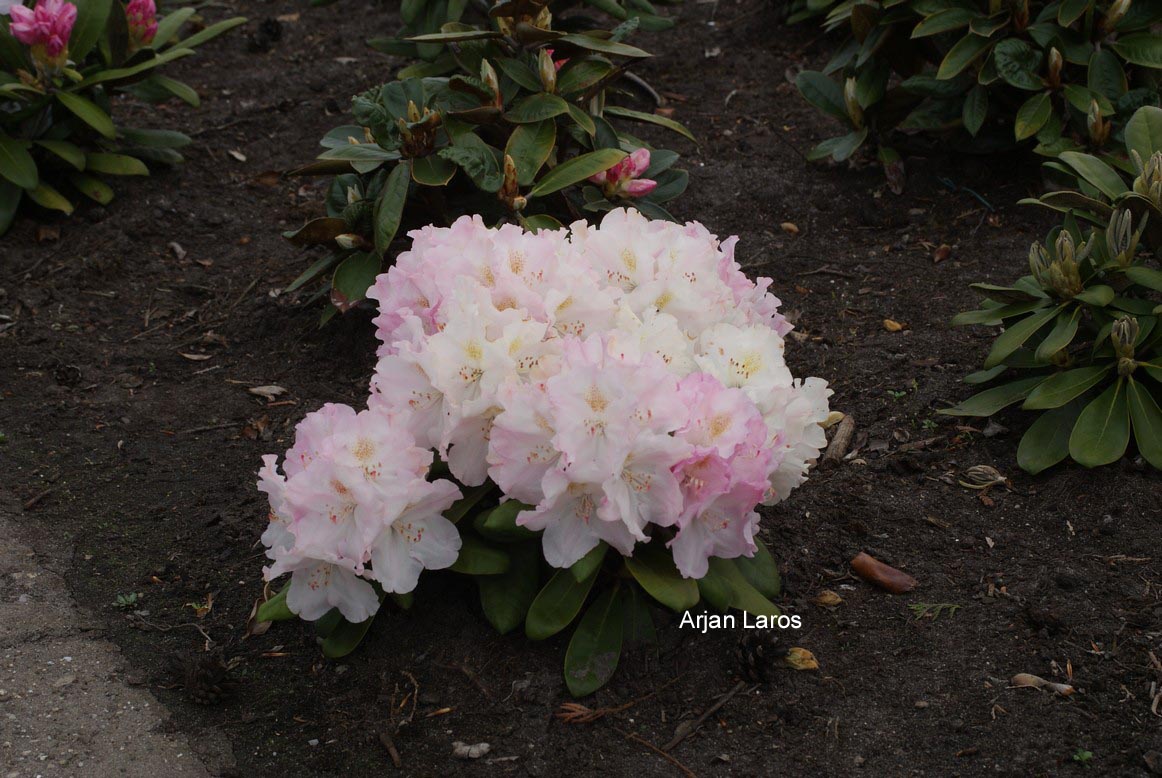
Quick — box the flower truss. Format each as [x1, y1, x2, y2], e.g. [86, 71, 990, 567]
[260, 209, 831, 629]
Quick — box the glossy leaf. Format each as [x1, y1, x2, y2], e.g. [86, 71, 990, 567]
[706, 558, 780, 617]
[330, 251, 380, 309]
[1126, 265, 1162, 292]
[1127, 378, 1162, 469]
[449, 535, 511, 575]
[526, 567, 600, 640]
[1111, 34, 1162, 68]
[603, 105, 695, 142]
[733, 539, 781, 599]
[1017, 399, 1085, 474]
[994, 39, 1044, 91]
[569, 542, 608, 583]
[69, 0, 112, 61]
[795, 71, 847, 121]
[505, 120, 556, 186]
[624, 543, 699, 612]
[478, 542, 541, 634]
[68, 173, 114, 204]
[529, 149, 625, 198]
[1124, 105, 1162, 161]
[410, 154, 457, 186]
[505, 92, 569, 123]
[55, 91, 116, 139]
[473, 500, 538, 542]
[0, 134, 38, 190]
[939, 376, 1045, 416]
[936, 34, 992, 79]
[1024, 365, 1111, 409]
[984, 305, 1062, 367]
[321, 609, 381, 659]
[374, 161, 411, 255]
[963, 84, 988, 136]
[1069, 379, 1131, 467]
[1034, 308, 1080, 361]
[85, 153, 149, 176]
[564, 588, 624, 697]
[1058, 152, 1126, 200]
[555, 33, 650, 58]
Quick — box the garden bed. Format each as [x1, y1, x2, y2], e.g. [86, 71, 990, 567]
[3, 0, 1160, 774]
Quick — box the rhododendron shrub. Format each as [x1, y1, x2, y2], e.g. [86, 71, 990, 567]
[258, 210, 831, 695]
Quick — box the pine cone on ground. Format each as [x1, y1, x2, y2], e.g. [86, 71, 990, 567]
[173, 652, 238, 705]
[734, 628, 787, 683]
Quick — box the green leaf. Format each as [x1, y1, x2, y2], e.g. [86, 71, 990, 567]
[1111, 34, 1162, 68]
[526, 567, 600, 640]
[911, 7, 976, 37]
[556, 33, 651, 58]
[1014, 92, 1052, 140]
[624, 543, 699, 612]
[495, 57, 542, 92]
[521, 213, 565, 232]
[565, 103, 597, 136]
[25, 182, 73, 214]
[153, 7, 196, 46]
[1058, 152, 1127, 200]
[443, 482, 496, 524]
[438, 136, 503, 192]
[150, 75, 200, 106]
[984, 305, 1063, 368]
[1024, 365, 1111, 409]
[284, 254, 340, 294]
[951, 300, 1047, 326]
[794, 71, 847, 122]
[118, 127, 192, 149]
[696, 564, 734, 610]
[1017, 399, 1085, 474]
[528, 149, 625, 198]
[733, 539, 781, 599]
[963, 84, 988, 136]
[313, 608, 343, 639]
[321, 609, 381, 659]
[1035, 308, 1080, 361]
[34, 141, 84, 171]
[255, 586, 296, 622]
[603, 105, 696, 142]
[449, 535, 511, 575]
[374, 161, 411, 256]
[55, 91, 116, 139]
[994, 38, 1044, 91]
[68, 172, 114, 204]
[1073, 284, 1115, 306]
[939, 376, 1045, 416]
[1088, 49, 1127, 100]
[0, 181, 22, 237]
[806, 129, 868, 162]
[1127, 378, 1162, 469]
[505, 92, 570, 123]
[937, 34, 993, 79]
[564, 588, 624, 697]
[330, 251, 380, 307]
[706, 558, 780, 617]
[410, 154, 457, 186]
[964, 365, 1007, 384]
[0, 134, 38, 190]
[1057, 0, 1088, 26]
[74, 46, 195, 88]
[1124, 105, 1162, 161]
[1126, 265, 1162, 292]
[473, 500, 538, 541]
[70, 0, 113, 61]
[570, 542, 608, 583]
[478, 542, 541, 634]
[407, 30, 503, 42]
[622, 585, 657, 645]
[1069, 378, 1131, 467]
[283, 216, 347, 246]
[85, 153, 149, 176]
[174, 16, 247, 49]
[505, 120, 556, 186]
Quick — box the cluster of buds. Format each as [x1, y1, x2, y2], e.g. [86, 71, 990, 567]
[1029, 231, 1090, 299]
[1111, 316, 1140, 375]
[397, 100, 441, 159]
[1101, 0, 1131, 33]
[492, 0, 552, 37]
[1088, 100, 1111, 147]
[126, 0, 158, 52]
[844, 77, 863, 130]
[1105, 209, 1146, 268]
[8, 0, 76, 75]
[498, 154, 526, 212]
[589, 148, 657, 199]
[1131, 149, 1162, 209]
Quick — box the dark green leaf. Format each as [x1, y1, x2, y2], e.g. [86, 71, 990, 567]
[449, 535, 511, 575]
[70, 0, 113, 61]
[1088, 49, 1128, 100]
[0, 134, 38, 189]
[25, 182, 73, 214]
[795, 71, 847, 122]
[255, 586, 296, 622]
[603, 105, 695, 142]
[1057, 0, 1088, 26]
[963, 84, 988, 136]
[1073, 284, 1115, 306]
[374, 161, 411, 255]
[911, 8, 976, 37]
[1035, 308, 1080, 361]
[1126, 265, 1162, 292]
[1024, 365, 1111, 409]
[806, 128, 869, 162]
[505, 120, 556, 186]
[994, 38, 1045, 91]
[938, 376, 1046, 416]
[439, 136, 503, 192]
[1124, 105, 1162, 161]
[1017, 399, 1085, 474]
[174, 16, 247, 48]
[706, 558, 780, 617]
[983, 305, 1063, 367]
[478, 542, 541, 634]
[321, 608, 382, 658]
[624, 543, 699, 612]
[1014, 91, 1052, 140]
[283, 216, 347, 246]
[85, 153, 149, 176]
[733, 539, 781, 599]
[410, 154, 457, 186]
[1059, 151, 1127, 200]
[528, 149, 625, 198]
[68, 172, 114, 204]
[564, 588, 624, 697]
[936, 34, 993, 79]
[556, 33, 650, 58]
[55, 91, 116, 139]
[473, 500, 538, 541]
[1127, 377, 1162, 469]
[0, 181, 22, 236]
[1111, 34, 1162, 68]
[330, 251, 380, 307]
[570, 542, 608, 583]
[526, 567, 600, 640]
[506, 92, 570, 123]
[1068, 378, 1131, 467]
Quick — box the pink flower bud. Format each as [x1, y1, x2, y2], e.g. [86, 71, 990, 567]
[9, 0, 76, 72]
[126, 0, 158, 49]
[623, 178, 658, 197]
[588, 149, 655, 199]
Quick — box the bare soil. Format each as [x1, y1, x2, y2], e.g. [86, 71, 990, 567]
[2, 0, 1160, 776]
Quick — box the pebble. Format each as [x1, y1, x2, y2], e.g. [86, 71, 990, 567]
[914, 700, 929, 709]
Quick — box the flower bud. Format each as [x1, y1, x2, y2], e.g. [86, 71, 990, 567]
[1046, 47, 1063, 88]
[335, 233, 362, 250]
[1087, 100, 1111, 147]
[346, 186, 360, 206]
[481, 59, 500, 103]
[1105, 209, 1144, 268]
[538, 49, 557, 94]
[844, 76, 863, 129]
[1102, 0, 1131, 31]
[1031, 232, 1089, 298]
[1111, 317, 1139, 372]
[406, 100, 421, 124]
[1132, 150, 1162, 208]
[498, 154, 526, 211]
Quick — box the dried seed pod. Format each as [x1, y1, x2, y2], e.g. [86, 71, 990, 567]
[958, 465, 1006, 490]
[850, 551, 918, 594]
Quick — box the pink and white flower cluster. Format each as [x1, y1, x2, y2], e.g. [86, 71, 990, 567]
[259, 209, 830, 619]
[8, 0, 75, 70]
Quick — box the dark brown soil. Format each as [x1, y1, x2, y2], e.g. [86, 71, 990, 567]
[3, 1, 1160, 776]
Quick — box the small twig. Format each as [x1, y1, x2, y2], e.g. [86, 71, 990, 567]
[23, 487, 55, 511]
[178, 422, 239, 435]
[555, 677, 681, 724]
[378, 731, 402, 768]
[822, 415, 855, 466]
[799, 265, 857, 279]
[663, 680, 748, 751]
[614, 728, 698, 778]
